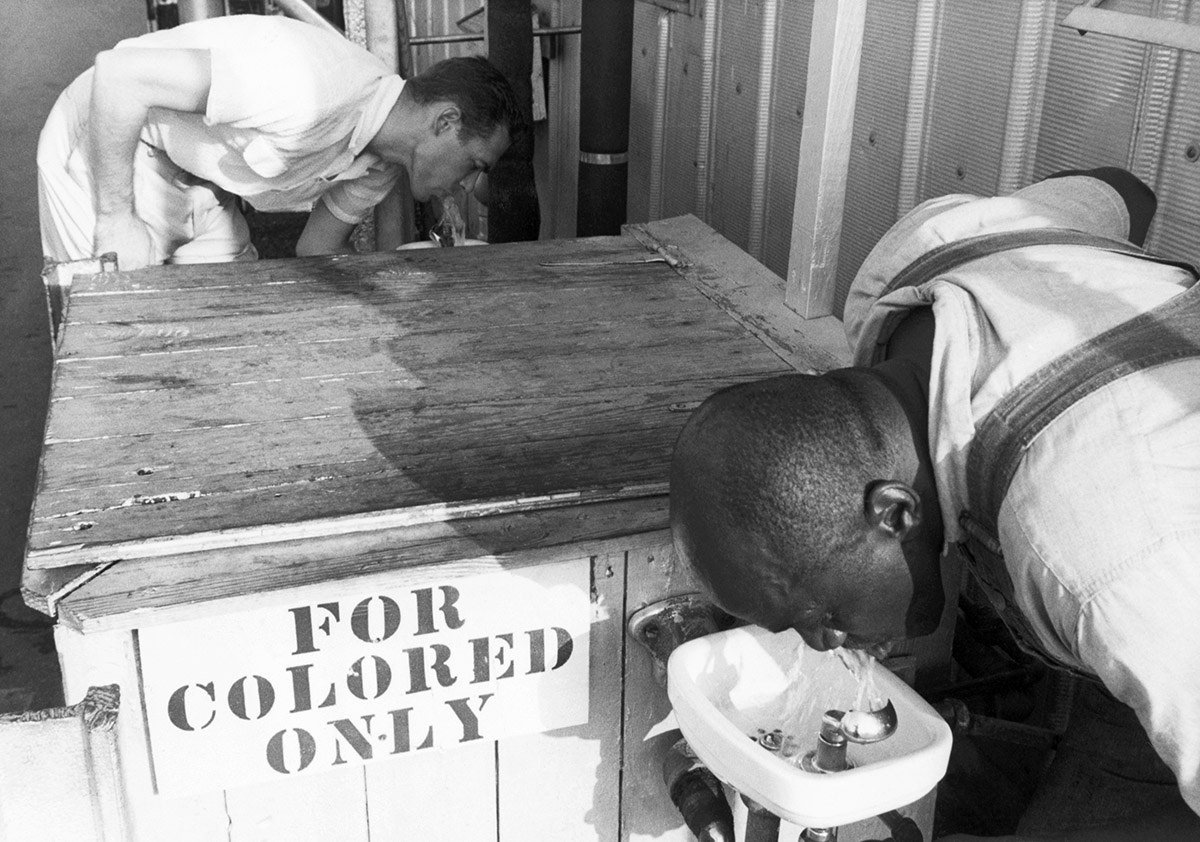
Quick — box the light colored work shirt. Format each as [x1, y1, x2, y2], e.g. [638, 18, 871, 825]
[126, 14, 403, 222]
[845, 175, 1200, 815]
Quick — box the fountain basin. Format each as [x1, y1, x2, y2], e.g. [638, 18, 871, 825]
[667, 625, 952, 828]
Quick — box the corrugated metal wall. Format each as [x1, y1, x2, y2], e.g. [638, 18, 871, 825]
[397, 0, 1200, 308]
[760, 2, 812, 275]
[837, 1, 918, 316]
[622, 0, 1200, 315]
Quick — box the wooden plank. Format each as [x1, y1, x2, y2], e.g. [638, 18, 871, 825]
[30, 428, 672, 560]
[365, 739, 497, 839]
[63, 237, 638, 296]
[56, 281, 720, 361]
[20, 562, 103, 617]
[58, 262, 695, 334]
[46, 311, 770, 424]
[621, 541, 697, 842]
[57, 497, 670, 632]
[495, 552, 624, 841]
[42, 368, 746, 449]
[35, 365, 765, 494]
[632, 216, 851, 372]
[1061, 4, 1200, 53]
[784, 0, 867, 318]
[54, 626, 231, 842]
[545, 0, 581, 239]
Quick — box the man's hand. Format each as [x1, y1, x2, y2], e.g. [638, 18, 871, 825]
[94, 211, 157, 271]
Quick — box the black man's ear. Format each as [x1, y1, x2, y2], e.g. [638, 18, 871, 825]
[863, 480, 922, 540]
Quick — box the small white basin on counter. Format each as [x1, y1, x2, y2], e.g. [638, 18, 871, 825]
[667, 625, 952, 828]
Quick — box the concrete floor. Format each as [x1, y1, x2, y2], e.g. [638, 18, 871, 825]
[0, 0, 145, 716]
[0, 242, 62, 716]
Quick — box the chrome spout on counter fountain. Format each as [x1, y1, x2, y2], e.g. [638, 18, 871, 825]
[801, 699, 898, 774]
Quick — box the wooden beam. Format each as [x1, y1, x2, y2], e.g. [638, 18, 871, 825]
[1062, 2, 1200, 53]
[365, 0, 416, 249]
[785, 0, 867, 318]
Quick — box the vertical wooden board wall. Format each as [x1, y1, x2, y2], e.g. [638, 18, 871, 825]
[224, 769, 370, 841]
[1147, 44, 1200, 265]
[625, 3, 711, 225]
[365, 740, 498, 839]
[54, 627, 232, 842]
[833, 0, 919, 315]
[628, 2, 664, 225]
[494, 553, 625, 841]
[545, 0, 581, 239]
[706, 1, 764, 253]
[920, 1, 1021, 200]
[759, 1, 813, 281]
[662, 9, 707, 221]
[1031, 0, 1147, 180]
[620, 543, 701, 842]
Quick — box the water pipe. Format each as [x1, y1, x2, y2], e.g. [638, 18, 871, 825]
[663, 734, 735, 842]
[577, 0, 635, 235]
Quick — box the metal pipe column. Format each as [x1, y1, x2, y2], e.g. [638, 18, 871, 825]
[577, 0, 635, 236]
[488, 0, 541, 242]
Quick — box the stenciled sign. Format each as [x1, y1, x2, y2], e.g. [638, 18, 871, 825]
[138, 559, 591, 795]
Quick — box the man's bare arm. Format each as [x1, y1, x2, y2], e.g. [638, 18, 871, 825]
[296, 199, 358, 257]
[88, 47, 212, 269]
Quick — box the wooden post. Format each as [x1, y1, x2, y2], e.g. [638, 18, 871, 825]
[366, 0, 416, 249]
[784, 0, 867, 319]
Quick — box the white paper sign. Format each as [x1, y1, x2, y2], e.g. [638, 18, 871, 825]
[138, 559, 591, 794]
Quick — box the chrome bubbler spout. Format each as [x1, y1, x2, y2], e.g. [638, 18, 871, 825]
[802, 700, 898, 774]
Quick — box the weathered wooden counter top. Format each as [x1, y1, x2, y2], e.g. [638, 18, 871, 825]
[25, 215, 850, 631]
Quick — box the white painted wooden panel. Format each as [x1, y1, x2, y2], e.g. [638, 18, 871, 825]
[365, 739, 497, 839]
[54, 627, 231, 842]
[495, 553, 625, 841]
[621, 543, 699, 842]
[224, 770, 369, 842]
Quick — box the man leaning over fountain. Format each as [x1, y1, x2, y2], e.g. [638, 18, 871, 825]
[669, 167, 1200, 841]
[38, 14, 523, 269]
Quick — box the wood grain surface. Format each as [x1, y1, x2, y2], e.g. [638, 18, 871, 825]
[29, 230, 793, 567]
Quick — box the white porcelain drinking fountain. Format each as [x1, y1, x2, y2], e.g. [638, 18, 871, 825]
[629, 595, 952, 841]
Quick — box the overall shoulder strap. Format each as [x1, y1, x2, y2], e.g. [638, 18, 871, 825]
[967, 268, 1200, 535]
[870, 227, 1155, 364]
[928, 230, 1200, 677]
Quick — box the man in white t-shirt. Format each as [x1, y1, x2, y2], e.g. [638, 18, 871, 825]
[670, 169, 1200, 840]
[38, 14, 522, 269]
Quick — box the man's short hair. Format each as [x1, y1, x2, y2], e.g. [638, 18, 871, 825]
[671, 372, 900, 583]
[406, 55, 527, 145]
